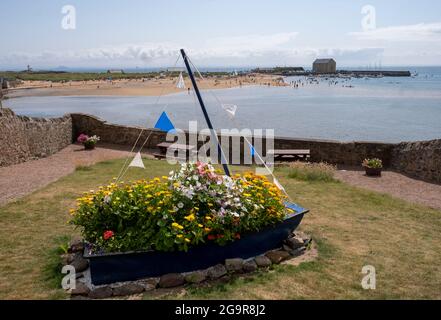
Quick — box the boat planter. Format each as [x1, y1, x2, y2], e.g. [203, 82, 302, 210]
[84, 203, 308, 285]
[365, 167, 382, 177]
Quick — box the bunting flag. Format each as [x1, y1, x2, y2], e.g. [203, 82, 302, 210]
[176, 72, 186, 89]
[222, 104, 237, 118]
[154, 111, 176, 133]
[128, 152, 145, 169]
[273, 177, 285, 191]
[247, 141, 255, 157]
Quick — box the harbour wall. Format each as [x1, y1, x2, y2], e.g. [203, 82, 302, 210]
[1, 109, 439, 183]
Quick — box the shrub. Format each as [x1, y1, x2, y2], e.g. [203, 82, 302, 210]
[362, 158, 383, 169]
[288, 162, 336, 182]
[70, 162, 291, 253]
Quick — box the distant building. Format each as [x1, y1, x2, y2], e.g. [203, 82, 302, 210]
[313, 59, 336, 74]
[1, 78, 9, 89]
[107, 69, 125, 74]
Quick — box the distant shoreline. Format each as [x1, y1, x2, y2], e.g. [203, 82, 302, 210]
[5, 74, 287, 98]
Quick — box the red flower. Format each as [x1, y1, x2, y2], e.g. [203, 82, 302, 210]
[216, 234, 224, 239]
[235, 233, 241, 240]
[207, 235, 216, 241]
[103, 230, 114, 240]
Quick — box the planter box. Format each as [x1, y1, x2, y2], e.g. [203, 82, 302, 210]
[365, 167, 382, 177]
[84, 203, 308, 285]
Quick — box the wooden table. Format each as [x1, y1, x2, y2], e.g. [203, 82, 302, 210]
[267, 149, 311, 162]
[154, 142, 196, 160]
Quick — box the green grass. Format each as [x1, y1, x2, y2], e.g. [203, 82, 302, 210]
[0, 159, 440, 299]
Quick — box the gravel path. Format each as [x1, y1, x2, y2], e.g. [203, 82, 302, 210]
[0, 143, 132, 206]
[335, 167, 441, 211]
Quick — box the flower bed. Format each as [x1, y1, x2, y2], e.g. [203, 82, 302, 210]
[71, 162, 291, 254]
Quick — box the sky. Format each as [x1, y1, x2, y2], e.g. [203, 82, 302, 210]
[1, 0, 441, 69]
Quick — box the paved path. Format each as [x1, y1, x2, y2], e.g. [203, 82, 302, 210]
[0, 143, 132, 206]
[335, 167, 441, 211]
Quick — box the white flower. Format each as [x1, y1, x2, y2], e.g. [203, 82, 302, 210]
[177, 202, 184, 209]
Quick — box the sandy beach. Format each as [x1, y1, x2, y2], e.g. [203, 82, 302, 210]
[6, 74, 287, 98]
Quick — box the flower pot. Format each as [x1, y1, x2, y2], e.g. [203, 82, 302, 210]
[365, 167, 382, 177]
[84, 143, 95, 150]
[84, 204, 309, 285]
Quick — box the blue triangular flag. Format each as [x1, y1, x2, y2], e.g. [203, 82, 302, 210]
[154, 111, 176, 133]
[248, 142, 255, 156]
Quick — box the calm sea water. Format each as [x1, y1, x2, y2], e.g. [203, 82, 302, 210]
[6, 67, 441, 143]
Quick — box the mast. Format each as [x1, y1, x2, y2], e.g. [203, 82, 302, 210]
[180, 49, 231, 176]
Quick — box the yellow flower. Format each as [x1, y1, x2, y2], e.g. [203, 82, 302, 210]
[176, 234, 183, 238]
[184, 214, 195, 222]
[204, 227, 211, 232]
[205, 216, 212, 221]
[243, 193, 252, 197]
[172, 222, 184, 230]
[198, 224, 203, 228]
[184, 238, 191, 243]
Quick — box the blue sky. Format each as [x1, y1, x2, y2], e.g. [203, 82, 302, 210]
[1, 0, 441, 69]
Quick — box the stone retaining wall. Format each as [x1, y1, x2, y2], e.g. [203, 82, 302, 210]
[1, 110, 440, 183]
[391, 139, 441, 183]
[0, 108, 72, 166]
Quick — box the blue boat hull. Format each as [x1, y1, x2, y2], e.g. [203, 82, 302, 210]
[85, 206, 308, 285]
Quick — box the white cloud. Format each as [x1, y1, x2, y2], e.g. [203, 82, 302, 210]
[350, 22, 441, 42]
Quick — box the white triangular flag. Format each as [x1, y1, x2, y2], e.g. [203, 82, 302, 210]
[273, 177, 285, 191]
[128, 152, 145, 169]
[222, 104, 237, 118]
[176, 72, 186, 89]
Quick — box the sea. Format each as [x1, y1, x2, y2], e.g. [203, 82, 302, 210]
[6, 66, 441, 143]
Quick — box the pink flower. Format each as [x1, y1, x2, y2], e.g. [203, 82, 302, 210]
[77, 134, 89, 143]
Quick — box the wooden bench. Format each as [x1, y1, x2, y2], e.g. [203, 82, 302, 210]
[154, 142, 196, 160]
[267, 149, 311, 162]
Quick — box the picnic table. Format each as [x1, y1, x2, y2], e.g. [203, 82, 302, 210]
[267, 149, 311, 162]
[154, 142, 196, 160]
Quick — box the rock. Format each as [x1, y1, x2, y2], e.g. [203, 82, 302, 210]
[159, 273, 185, 288]
[88, 286, 113, 299]
[69, 238, 84, 253]
[207, 264, 227, 280]
[70, 253, 89, 273]
[242, 260, 258, 273]
[285, 236, 305, 250]
[265, 250, 291, 264]
[70, 295, 91, 300]
[254, 255, 272, 268]
[282, 244, 292, 252]
[225, 258, 244, 273]
[61, 253, 75, 265]
[289, 246, 306, 257]
[137, 278, 158, 291]
[70, 282, 90, 296]
[184, 271, 207, 284]
[112, 283, 144, 296]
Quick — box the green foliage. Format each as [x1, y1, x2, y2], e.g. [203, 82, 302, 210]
[362, 158, 383, 169]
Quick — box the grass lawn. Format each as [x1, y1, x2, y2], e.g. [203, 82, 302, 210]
[0, 159, 440, 299]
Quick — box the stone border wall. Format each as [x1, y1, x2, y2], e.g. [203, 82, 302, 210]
[0, 108, 72, 167]
[2, 110, 440, 183]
